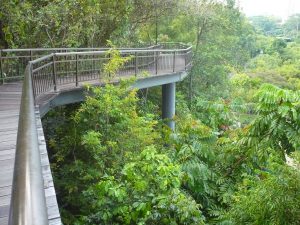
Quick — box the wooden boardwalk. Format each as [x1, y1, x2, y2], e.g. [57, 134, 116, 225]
[0, 82, 61, 225]
[0, 83, 21, 225]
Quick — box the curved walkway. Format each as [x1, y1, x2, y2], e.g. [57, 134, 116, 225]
[0, 44, 192, 225]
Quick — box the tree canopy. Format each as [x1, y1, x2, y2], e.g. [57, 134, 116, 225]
[3, 0, 299, 224]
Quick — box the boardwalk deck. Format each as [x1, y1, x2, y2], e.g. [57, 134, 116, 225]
[0, 82, 61, 225]
[0, 82, 21, 225]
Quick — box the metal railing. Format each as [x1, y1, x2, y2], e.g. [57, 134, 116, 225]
[9, 65, 48, 225]
[6, 43, 192, 225]
[29, 44, 192, 100]
[0, 45, 160, 83]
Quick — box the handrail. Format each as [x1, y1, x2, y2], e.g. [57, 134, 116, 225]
[54, 47, 191, 56]
[29, 44, 193, 100]
[9, 64, 48, 225]
[0, 45, 159, 82]
[29, 45, 192, 63]
[7, 43, 192, 224]
[1, 45, 158, 53]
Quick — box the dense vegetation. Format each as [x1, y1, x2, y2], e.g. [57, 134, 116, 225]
[2, 0, 299, 224]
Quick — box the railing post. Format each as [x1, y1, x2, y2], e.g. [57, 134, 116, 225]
[30, 50, 33, 61]
[30, 63, 36, 101]
[184, 50, 187, 71]
[75, 54, 79, 86]
[173, 51, 176, 73]
[108, 53, 111, 78]
[135, 52, 137, 76]
[0, 49, 3, 84]
[155, 51, 158, 75]
[52, 54, 57, 91]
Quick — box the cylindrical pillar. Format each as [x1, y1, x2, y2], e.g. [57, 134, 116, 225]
[162, 82, 176, 130]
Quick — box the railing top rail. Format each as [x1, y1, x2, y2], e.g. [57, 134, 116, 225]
[53, 47, 192, 57]
[0, 45, 161, 53]
[28, 44, 192, 65]
[1, 43, 191, 53]
[30, 53, 55, 64]
[9, 64, 48, 225]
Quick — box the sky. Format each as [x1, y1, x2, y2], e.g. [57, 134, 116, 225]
[238, 0, 300, 20]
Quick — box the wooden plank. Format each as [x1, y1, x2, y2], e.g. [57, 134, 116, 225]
[0, 134, 17, 143]
[0, 142, 16, 151]
[0, 109, 19, 115]
[0, 159, 15, 173]
[0, 185, 12, 197]
[0, 99, 20, 104]
[49, 217, 62, 225]
[0, 149, 15, 156]
[0, 216, 8, 225]
[0, 195, 11, 206]
[0, 205, 9, 218]
[0, 124, 18, 131]
[47, 205, 60, 220]
[0, 153, 15, 161]
[0, 170, 13, 188]
[46, 195, 60, 208]
[35, 108, 61, 224]
[0, 105, 20, 111]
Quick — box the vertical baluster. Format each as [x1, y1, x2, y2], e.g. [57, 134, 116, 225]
[155, 51, 158, 75]
[29, 50, 33, 80]
[108, 53, 111, 78]
[184, 50, 187, 71]
[52, 54, 57, 91]
[30, 50, 33, 61]
[92, 54, 94, 79]
[30, 63, 37, 100]
[135, 52, 137, 76]
[173, 51, 176, 73]
[76, 54, 79, 87]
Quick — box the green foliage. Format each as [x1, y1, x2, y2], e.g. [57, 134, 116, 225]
[221, 161, 300, 225]
[35, 1, 300, 225]
[172, 116, 222, 219]
[80, 146, 204, 225]
[104, 41, 133, 79]
[0, 0, 177, 48]
[245, 84, 300, 155]
[283, 14, 300, 41]
[194, 98, 234, 131]
[246, 53, 282, 71]
[246, 40, 300, 89]
[47, 79, 205, 224]
[249, 15, 283, 36]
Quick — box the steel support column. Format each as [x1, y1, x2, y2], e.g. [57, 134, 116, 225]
[162, 82, 176, 130]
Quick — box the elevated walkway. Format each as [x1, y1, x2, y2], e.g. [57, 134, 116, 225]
[0, 43, 192, 225]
